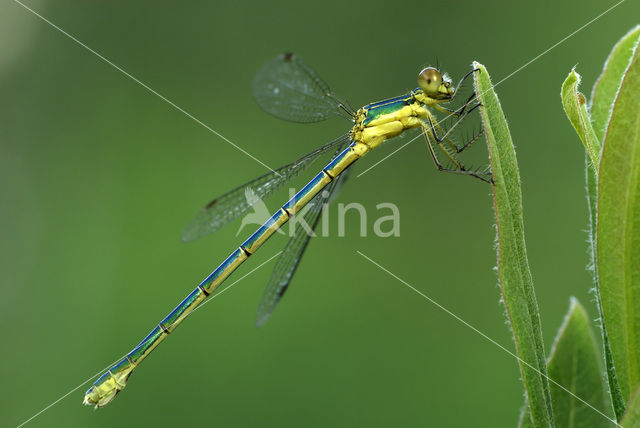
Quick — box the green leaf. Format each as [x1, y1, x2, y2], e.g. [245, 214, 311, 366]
[588, 159, 626, 422]
[518, 405, 535, 428]
[518, 299, 614, 428]
[584, 27, 640, 421]
[591, 25, 640, 143]
[597, 36, 640, 406]
[562, 69, 601, 166]
[547, 299, 612, 427]
[473, 62, 554, 428]
[621, 385, 640, 426]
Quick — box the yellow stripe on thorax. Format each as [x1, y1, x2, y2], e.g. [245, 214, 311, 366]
[354, 103, 434, 149]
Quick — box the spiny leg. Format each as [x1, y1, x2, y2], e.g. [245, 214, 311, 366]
[430, 118, 467, 155]
[424, 131, 492, 183]
[427, 115, 492, 182]
[455, 128, 484, 154]
[422, 125, 472, 177]
[453, 68, 480, 95]
[431, 116, 484, 154]
[435, 92, 478, 118]
[422, 117, 492, 184]
[427, 103, 481, 148]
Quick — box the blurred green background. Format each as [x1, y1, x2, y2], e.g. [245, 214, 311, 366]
[2, 1, 638, 426]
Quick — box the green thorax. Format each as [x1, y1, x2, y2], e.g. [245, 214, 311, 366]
[362, 92, 415, 126]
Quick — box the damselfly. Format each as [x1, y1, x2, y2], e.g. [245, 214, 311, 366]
[83, 53, 488, 407]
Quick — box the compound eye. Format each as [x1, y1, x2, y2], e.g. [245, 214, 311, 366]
[418, 67, 442, 95]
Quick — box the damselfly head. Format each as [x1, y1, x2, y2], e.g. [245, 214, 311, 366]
[418, 67, 453, 100]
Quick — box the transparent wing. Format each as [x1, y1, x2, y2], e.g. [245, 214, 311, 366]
[255, 142, 352, 326]
[253, 53, 351, 123]
[182, 134, 350, 242]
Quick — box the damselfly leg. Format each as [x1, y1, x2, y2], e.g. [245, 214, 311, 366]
[422, 104, 492, 184]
